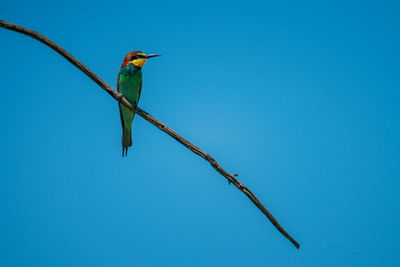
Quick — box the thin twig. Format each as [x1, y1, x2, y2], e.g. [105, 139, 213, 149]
[0, 19, 300, 249]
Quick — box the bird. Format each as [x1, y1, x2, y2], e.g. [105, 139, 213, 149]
[117, 51, 161, 156]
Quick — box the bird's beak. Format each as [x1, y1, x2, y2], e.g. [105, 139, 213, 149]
[145, 54, 162, 59]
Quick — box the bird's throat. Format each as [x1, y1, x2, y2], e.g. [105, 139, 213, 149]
[130, 58, 147, 68]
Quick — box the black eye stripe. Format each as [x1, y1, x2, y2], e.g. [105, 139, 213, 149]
[131, 54, 145, 61]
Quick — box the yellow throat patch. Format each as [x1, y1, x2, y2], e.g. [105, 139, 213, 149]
[130, 58, 147, 68]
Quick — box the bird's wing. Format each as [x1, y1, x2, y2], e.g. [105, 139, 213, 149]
[117, 68, 122, 92]
[117, 70, 125, 130]
[138, 80, 143, 101]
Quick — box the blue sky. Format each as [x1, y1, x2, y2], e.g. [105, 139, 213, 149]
[1, 0, 399, 266]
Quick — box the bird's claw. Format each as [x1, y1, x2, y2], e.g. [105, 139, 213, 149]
[117, 93, 124, 102]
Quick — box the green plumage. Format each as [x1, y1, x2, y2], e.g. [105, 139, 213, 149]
[117, 64, 142, 156]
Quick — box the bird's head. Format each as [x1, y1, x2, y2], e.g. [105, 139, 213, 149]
[121, 51, 161, 69]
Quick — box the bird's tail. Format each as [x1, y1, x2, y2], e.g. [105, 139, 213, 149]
[122, 127, 132, 157]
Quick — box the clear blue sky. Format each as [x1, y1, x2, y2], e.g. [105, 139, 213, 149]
[1, 0, 399, 266]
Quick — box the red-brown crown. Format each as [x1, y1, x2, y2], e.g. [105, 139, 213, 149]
[120, 51, 145, 68]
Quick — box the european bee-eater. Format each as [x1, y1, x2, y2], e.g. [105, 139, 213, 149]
[117, 51, 160, 156]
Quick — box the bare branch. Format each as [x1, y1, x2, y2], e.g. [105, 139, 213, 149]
[0, 19, 300, 249]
